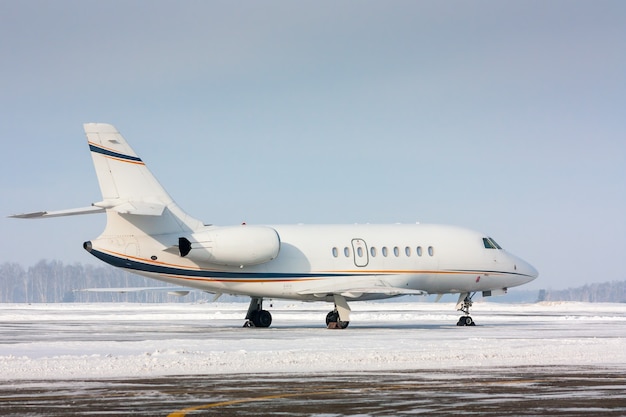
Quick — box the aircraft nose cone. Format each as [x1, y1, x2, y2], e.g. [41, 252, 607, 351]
[518, 258, 539, 281]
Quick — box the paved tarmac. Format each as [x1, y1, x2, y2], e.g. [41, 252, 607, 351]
[2, 366, 625, 416]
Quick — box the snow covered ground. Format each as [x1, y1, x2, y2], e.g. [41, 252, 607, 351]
[1, 301, 625, 380]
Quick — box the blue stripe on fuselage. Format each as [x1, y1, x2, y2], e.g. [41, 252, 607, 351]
[89, 249, 344, 281]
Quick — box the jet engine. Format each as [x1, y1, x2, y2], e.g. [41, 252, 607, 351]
[178, 225, 280, 267]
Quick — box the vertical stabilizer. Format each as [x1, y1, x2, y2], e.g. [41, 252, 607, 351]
[84, 123, 203, 235]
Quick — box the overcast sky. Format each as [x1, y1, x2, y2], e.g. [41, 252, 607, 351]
[1, 1, 624, 291]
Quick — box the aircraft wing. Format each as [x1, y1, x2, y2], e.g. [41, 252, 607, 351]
[76, 286, 223, 300]
[77, 286, 189, 296]
[335, 287, 427, 299]
[298, 284, 428, 299]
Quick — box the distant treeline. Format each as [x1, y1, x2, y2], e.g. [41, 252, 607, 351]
[0, 260, 217, 303]
[539, 281, 626, 303]
[0, 260, 624, 303]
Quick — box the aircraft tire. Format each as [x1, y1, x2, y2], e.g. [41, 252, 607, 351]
[457, 316, 474, 326]
[252, 310, 272, 328]
[326, 311, 349, 329]
[326, 311, 338, 326]
[337, 320, 349, 329]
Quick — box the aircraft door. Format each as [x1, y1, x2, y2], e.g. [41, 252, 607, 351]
[351, 238, 369, 267]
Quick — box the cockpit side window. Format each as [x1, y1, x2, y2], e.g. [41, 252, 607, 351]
[483, 237, 502, 249]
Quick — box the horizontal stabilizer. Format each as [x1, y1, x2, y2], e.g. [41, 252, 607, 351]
[93, 199, 166, 216]
[9, 206, 105, 219]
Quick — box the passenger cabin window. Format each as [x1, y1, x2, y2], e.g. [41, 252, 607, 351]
[417, 246, 423, 256]
[382, 247, 388, 257]
[370, 247, 377, 257]
[428, 246, 434, 256]
[405, 246, 411, 257]
[332, 247, 338, 257]
[344, 247, 350, 257]
[483, 237, 502, 250]
[393, 247, 400, 257]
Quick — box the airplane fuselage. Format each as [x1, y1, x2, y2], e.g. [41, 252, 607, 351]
[85, 222, 537, 302]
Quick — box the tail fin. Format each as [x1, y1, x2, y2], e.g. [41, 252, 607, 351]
[85, 123, 203, 235]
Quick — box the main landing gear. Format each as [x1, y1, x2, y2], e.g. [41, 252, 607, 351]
[326, 294, 351, 329]
[325, 310, 349, 329]
[456, 292, 476, 326]
[243, 297, 272, 328]
[242, 295, 353, 329]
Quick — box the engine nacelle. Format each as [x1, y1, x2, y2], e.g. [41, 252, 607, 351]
[179, 225, 280, 267]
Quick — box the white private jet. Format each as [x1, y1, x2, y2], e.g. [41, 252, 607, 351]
[12, 123, 538, 328]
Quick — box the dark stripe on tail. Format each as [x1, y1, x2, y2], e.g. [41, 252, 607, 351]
[89, 144, 143, 163]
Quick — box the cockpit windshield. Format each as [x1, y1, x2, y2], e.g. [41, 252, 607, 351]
[483, 237, 502, 250]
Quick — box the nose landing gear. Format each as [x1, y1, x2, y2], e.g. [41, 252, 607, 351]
[456, 292, 476, 326]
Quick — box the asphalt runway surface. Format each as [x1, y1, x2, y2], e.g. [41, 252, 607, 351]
[2, 366, 625, 416]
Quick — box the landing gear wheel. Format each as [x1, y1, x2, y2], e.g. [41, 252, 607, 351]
[456, 316, 475, 326]
[244, 297, 272, 328]
[326, 311, 338, 326]
[252, 310, 272, 328]
[326, 310, 349, 329]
